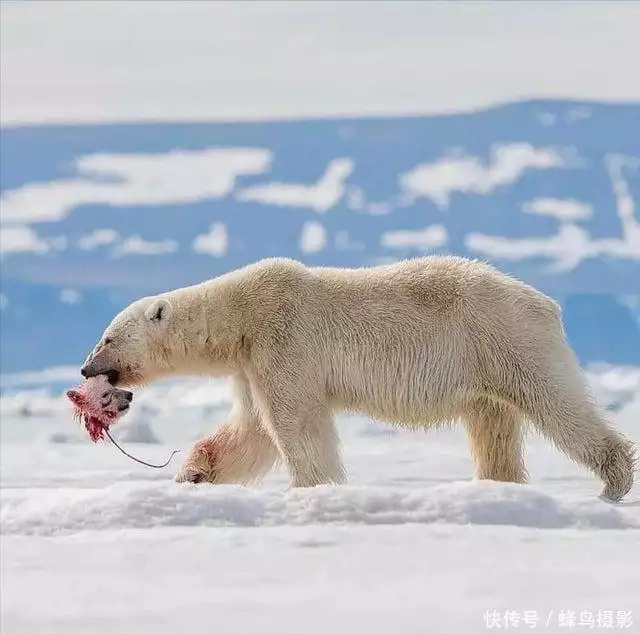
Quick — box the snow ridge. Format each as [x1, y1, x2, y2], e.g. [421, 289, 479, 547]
[2, 480, 637, 536]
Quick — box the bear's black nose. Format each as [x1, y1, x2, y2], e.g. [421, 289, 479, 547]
[124, 390, 133, 402]
[80, 367, 88, 378]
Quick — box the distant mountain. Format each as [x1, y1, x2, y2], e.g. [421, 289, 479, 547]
[1, 99, 638, 374]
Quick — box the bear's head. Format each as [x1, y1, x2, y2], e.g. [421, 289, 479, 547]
[80, 295, 179, 387]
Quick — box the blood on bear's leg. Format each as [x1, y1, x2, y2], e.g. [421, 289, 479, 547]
[175, 425, 238, 483]
[175, 421, 280, 485]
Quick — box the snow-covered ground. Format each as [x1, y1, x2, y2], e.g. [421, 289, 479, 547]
[1, 365, 639, 633]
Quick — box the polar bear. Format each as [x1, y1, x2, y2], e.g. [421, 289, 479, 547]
[80, 256, 636, 501]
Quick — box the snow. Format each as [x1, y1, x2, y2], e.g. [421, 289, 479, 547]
[466, 223, 639, 272]
[1, 366, 638, 632]
[606, 155, 640, 254]
[3, 479, 638, 537]
[108, 404, 162, 445]
[237, 159, 354, 213]
[537, 112, 558, 127]
[365, 202, 393, 216]
[0, 365, 83, 389]
[346, 186, 366, 211]
[466, 154, 640, 271]
[398, 144, 573, 209]
[2, 2, 640, 126]
[566, 107, 593, 123]
[334, 231, 364, 252]
[59, 289, 82, 305]
[0, 225, 61, 256]
[380, 225, 448, 252]
[78, 229, 120, 251]
[618, 297, 640, 330]
[78, 229, 179, 258]
[192, 222, 228, 257]
[523, 198, 593, 221]
[299, 221, 327, 254]
[0, 149, 273, 226]
[466, 225, 593, 272]
[112, 235, 179, 257]
[112, 421, 161, 446]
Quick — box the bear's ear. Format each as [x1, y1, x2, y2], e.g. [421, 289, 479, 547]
[144, 298, 173, 323]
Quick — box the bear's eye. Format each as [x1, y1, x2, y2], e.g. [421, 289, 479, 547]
[101, 392, 109, 398]
[104, 337, 113, 345]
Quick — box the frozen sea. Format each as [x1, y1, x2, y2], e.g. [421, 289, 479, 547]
[1, 365, 639, 633]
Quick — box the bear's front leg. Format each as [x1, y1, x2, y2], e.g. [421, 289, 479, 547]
[174, 419, 279, 485]
[250, 377, 347, 488]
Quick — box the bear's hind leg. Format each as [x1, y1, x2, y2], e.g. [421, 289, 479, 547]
[463, 397, 529, 484]
[517, 379, 636, 502]
[493, 337, 636, 502]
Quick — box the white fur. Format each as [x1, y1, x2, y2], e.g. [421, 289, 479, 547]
[84, 256, 636, 501]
